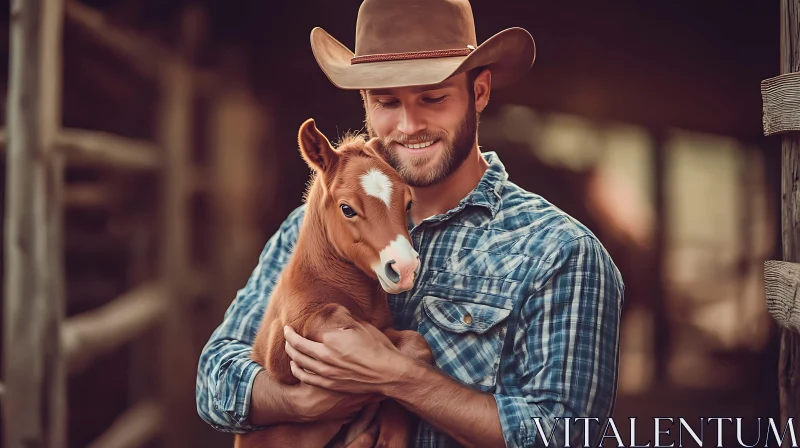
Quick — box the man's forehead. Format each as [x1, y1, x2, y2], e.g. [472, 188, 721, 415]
[365, 77, 461, 96]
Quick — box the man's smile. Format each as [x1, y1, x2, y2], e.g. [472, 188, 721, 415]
[395, 139, 441, 154]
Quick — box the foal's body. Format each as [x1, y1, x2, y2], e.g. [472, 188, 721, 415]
[235, 120, 431, 448]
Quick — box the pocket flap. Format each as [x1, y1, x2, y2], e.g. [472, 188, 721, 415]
[422, 296, 511, 335]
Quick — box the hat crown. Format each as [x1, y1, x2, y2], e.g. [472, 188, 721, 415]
[354, 0, 478, 56]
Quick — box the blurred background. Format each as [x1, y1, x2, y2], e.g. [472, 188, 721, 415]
[0, 0, 785, 447]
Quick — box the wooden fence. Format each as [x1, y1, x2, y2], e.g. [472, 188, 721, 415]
[2, 0, 222, 446]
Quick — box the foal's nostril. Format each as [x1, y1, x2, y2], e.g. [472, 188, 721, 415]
[385, 260, 400, 283]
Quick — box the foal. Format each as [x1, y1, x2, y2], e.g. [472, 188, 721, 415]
[235, 119, 432, 448]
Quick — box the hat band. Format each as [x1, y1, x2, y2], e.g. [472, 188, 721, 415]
[351, 47, 474, 65]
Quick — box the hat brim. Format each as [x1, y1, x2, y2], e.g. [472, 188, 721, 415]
[310, 27, 536, 90]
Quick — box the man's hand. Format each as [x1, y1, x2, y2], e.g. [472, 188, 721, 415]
[289, 380, 383, 423]
[283, 322, 407, 395]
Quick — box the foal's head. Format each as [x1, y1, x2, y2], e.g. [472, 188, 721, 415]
[298, 118, 420, 294]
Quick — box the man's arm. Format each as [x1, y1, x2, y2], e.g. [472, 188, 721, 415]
[284, 234, 624, 448]
[195, 205, 305, 432]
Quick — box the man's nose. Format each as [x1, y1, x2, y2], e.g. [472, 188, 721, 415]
[397, 105, 426, 136]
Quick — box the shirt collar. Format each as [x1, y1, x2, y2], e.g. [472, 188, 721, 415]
[417, 151, 507, 225]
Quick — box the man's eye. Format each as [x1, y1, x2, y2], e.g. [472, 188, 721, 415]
[423, 96, 447, 104]
[376, 100, 399, 108]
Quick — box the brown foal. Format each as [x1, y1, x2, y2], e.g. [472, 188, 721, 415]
[234, 119, 432, 448]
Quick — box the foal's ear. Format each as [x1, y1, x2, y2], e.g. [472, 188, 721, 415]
[298, 118, 337, 172]
[365, 137, 386, 161]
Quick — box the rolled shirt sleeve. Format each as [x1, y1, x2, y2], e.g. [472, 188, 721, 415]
[495, 234, 624, 448]
[195, 205, 305, 432]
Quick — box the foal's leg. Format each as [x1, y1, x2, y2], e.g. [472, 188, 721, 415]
[236, 305, 361, 448]
[372, 329, 433, 447]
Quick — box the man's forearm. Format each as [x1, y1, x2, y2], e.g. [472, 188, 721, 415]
[383, 358, 506, 448]
[249, 370, 299, 426]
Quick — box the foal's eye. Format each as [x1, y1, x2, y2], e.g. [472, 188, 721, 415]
[340, 204, 357, 218]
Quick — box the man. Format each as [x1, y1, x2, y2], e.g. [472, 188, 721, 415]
[196, 1, 624, 447]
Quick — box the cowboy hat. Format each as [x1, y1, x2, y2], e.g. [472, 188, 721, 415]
[310, 0, 536, 90]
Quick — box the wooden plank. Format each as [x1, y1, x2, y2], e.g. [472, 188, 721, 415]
[778, 0, 800, 444]
[56, 128, 162, 170]
[762, 72, 800, 136]
[764, 260, 800, 333]
[3, 0, 67, 447]
[85, 400, 163, 448]
[62, 282, 167, 374]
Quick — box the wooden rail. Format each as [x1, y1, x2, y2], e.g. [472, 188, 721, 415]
[85, 400, 163, 448]
[62, 282, 167, 373]
[64, 0, 217, 91]
[0, 127, 162, 170]
[56, 129, 162, 170]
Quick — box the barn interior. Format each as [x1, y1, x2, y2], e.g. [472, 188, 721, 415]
[0, 0, 784, 447]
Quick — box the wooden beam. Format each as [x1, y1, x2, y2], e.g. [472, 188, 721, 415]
[777, 0, 800, 441]
[64, 0, 167, 79]
[56, 128, 162, 170]
[62, 282, 167, 374]
[3, 0, 67, 447]
[765, 260, 800, 333]
[762, 72, 800, 136]
[85, 400, 163, 448]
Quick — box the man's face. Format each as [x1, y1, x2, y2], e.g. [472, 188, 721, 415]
[363, 72, 478, 187]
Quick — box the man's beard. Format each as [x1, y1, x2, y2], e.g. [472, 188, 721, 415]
[366, 100, 478, 187]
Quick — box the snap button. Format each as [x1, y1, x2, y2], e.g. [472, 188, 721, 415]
[462, 313, 473, 325]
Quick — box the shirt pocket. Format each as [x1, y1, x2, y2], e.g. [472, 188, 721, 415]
[417, 295, 511, 392]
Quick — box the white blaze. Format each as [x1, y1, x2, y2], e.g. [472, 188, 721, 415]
[360, 168, 392, 207]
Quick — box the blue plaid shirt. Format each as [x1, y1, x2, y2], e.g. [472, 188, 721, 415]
[196, 151, 624, 448]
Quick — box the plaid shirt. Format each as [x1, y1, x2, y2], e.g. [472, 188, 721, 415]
[196, 151, 624, 448]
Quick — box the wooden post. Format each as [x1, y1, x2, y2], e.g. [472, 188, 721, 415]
[761, 5, 800, 446]
[769, 0, 800, 440]
[3, 0, 66, 447]
[651, 131, 671, 384]
[209, 55, 270, 319]
[155, 7, 203, 447]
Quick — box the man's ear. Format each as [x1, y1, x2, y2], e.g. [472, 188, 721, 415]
[298, 118, 338, 172]
[474, 68, 491, 113]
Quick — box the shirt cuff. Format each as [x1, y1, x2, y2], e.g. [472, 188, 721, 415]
[493, 394, 536, 448]
[215, 354, 265, 431]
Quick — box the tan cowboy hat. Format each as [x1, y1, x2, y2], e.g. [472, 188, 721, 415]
[310, 0, 536, 90]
